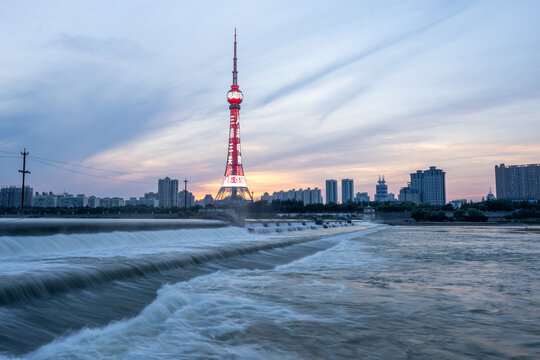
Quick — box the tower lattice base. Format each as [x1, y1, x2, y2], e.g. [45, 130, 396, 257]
[215, 186, 253, 203]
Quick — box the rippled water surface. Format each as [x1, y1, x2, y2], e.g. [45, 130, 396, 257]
[0, 225, 538, 359]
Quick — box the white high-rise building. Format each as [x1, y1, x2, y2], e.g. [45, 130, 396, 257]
[158, 177, 179, 208]
[341, 179, 354, 204]
[403, 166, 446, 205]
[495, 163, 540, 201]
[325, 179, 338, 204]
[304, 188, 322, 205]
[0, 186, 33, 208]
[423, 166, 446, 205]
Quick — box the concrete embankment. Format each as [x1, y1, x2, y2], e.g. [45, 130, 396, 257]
[0, 218, 228, 237]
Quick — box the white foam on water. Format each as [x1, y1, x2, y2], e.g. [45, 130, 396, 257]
[4, 225, 388, 360]
[15, 273, 317, 360]
[0, 227, 251, 259]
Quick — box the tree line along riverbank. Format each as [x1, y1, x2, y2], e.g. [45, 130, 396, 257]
[0, 199, 539, 224]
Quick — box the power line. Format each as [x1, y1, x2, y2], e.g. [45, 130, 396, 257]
[28, 154, 158, 180]
[28, 158, 157, 185]
[4, 150, 181, 186]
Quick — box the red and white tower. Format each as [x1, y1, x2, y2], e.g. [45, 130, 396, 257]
[215, 30, 253, 202]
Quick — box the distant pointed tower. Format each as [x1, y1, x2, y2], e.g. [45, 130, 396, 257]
[215, 30, 253, 202]
[375, 174, 388, 202]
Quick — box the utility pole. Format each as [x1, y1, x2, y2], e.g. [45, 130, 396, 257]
[184, 178, 188, 212]
[18, 148, 30, 216]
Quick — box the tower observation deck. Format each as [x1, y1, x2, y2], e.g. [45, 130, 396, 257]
[215, 29, 253, 203]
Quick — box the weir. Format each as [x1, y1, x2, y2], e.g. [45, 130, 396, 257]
[0, 225, 383, 355]
[0, 218, 227, 236]
[0, 235, 323, 305]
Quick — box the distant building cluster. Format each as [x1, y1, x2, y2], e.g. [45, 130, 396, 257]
[27, 192, 160, 209]
[495, 163, 540, 201]
[0, 176, 200, 209]
[196, 194, 215, 207]
[5, 163, 539, 211]
[354, 192, 370, 203]
[178, 190, 195, 208]
[261, 187, 323, 205]
[324, 179, 371, 204]
[324, 168, 445, 205]
[398, 166, 446, 205]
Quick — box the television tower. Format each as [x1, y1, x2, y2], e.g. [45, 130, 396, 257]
[215, 29, 253, 202]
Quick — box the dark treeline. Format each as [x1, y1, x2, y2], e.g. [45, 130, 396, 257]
[246, 199, 540, 222]
[1, 199, 539, 222]
[0, 205, 203, 218]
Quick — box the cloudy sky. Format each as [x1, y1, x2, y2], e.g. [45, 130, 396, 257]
[1, 0, 539, 201]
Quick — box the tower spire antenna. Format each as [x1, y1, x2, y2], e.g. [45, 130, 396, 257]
[232, 28, 238, 86]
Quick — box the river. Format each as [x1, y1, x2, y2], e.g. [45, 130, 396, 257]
[0, 223, 538, 359]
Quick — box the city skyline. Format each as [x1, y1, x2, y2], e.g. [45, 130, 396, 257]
[1, 1, 539, 201]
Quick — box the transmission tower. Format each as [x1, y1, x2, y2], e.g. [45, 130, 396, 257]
[215, 29, 253, 203]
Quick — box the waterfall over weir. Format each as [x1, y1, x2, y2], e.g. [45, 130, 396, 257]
[0, 221, 375, 356]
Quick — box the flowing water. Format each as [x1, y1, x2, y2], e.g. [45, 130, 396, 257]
[0, 224, 538, 359]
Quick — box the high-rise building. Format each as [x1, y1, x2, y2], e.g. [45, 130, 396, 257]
[341, 179, 354, 203]
[354, 192, 370, 203]
[158, 177, 179, 208]
[398, 184, 420, 203]
[401, 166, 446, 205]
[299, 188, 322, 205]
[178, 190, 195, 208]
[216, 30, 253, 202]
[0, 186, 33, 208]
[325, 179, 338, 204]
[375, 175, 388, 202]
[423, 166, 446, 205]
[409, 170, 425, 202]
[495, 163, 540, 201]
[309, 188, 323, 205]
